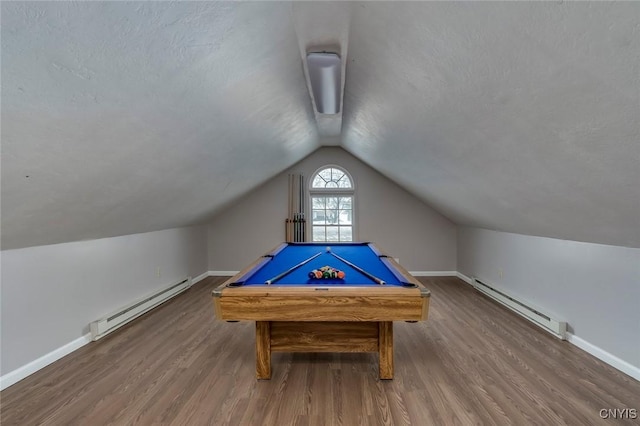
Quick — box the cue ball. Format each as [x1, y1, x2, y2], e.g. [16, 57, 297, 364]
[326, 246, 331, 252]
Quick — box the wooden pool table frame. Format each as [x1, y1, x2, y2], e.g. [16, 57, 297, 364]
[212, 243, 430, 380]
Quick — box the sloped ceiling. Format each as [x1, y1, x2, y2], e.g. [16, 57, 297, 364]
[2, 2, 638, 250]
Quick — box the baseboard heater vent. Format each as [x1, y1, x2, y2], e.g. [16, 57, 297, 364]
[472, 277, 567, 340]
[90, 277, 192, 341]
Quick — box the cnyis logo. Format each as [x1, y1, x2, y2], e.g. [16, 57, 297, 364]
[599, 408, 638, 419]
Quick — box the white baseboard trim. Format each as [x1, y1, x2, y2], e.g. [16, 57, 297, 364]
[409, 271, 457, 277]
[3, 271, 636, 391]
[192, 271, 210, 284]
[456, 272, 473, 284]
[0, 333, 92, 391]
[458, 271, 638, 380]
[208, 270, 239, 276]
[566, 333, 640, 381]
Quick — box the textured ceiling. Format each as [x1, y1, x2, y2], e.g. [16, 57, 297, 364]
[2, 2, 639, 250]
[341, 2, 639, 248]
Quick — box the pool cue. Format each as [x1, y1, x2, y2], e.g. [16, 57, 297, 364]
[291, 175, 295, 241]
[290, 174, 295, 241]
[300, 175, 305, 241]
[265, 251, 323, 285]
[298, 174, 302, 242]
[285, 174, 291, 242]
[329, 251, 386, 285]
[292, 175, 297, 242]
[288, 174, 294, 242]
[285, 175, 291, 242]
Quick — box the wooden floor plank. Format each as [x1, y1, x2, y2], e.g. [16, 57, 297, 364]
[2, 276, 639, 425]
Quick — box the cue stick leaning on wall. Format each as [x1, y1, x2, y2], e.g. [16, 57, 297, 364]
[290, 174, 295, 242]
[285, 174, 291, 242]
[299, 174, 305, 242]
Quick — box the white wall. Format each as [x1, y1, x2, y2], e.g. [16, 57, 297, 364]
[457, 227, 640, 371]
[0, 226, 208, 376]
[207, 147, 457, 272]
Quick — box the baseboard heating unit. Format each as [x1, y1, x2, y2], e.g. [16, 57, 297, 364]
[90, 277, 192, 341]
[472, 277, 567, 340]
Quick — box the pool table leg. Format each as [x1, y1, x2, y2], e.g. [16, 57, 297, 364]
[379, 321, 393, 379]
[256, 321, 271, 379]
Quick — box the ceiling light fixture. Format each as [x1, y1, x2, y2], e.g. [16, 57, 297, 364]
[306, 52, 342, 114]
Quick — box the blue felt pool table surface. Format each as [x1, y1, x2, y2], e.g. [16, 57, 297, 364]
[234, 242, 412, 286]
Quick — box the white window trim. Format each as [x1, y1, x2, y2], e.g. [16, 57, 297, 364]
[308, 165, 357, 242]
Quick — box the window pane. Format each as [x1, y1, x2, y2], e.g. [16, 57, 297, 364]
[319, 169, 332, 181]
[313, 226, 325, 242]
[326, 197, 338, 209]
[338, 197, 352, 209]
[312, 175, 326, 188]
[337, 175, 352, 188]
[338, 210, 352, 225]
[312, 210, 326, 224]
[310, 168, 354, 243]
[340, 226, 353, 241]
[312, 197, 325, 209]
[326, 209, 339, 224]
[326, 226, 339, 241]
[312, 167, 352, 189]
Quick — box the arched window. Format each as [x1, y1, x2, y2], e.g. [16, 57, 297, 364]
[309, 166, 355, 242]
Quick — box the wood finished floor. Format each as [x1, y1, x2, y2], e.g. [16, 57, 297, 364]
[1, 277, 638, 425]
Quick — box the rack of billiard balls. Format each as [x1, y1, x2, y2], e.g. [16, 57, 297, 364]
[308, 265, 346, 280]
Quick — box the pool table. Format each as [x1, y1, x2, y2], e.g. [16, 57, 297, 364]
[212, 242, 430, 379]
